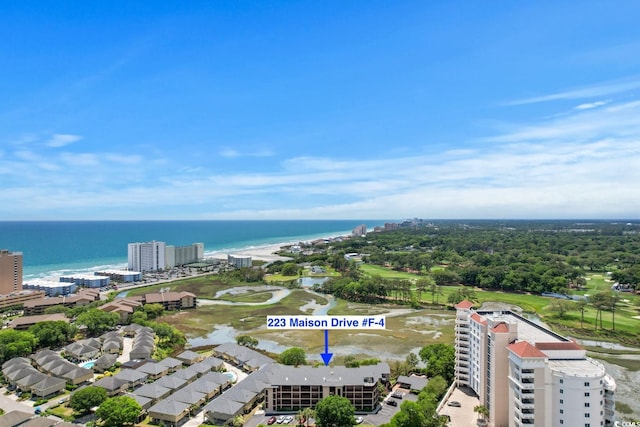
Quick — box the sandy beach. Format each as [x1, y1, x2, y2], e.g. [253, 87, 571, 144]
[207, 243, 293, 262]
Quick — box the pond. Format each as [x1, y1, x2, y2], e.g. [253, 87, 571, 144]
[297, 277, 329, 287]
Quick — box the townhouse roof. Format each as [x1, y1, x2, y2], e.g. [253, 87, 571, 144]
[176, 350, 201, 363]
[94, 353, 119, 370]
[125, 393, 153, 410]
[61, 367, 93, 381]
[114, 368, 148, 383]
[136, 362, 169, 376]
[507, 341, 548, 359]
[157, 357, 183, 370]
[31, 376, 66, 392]
[203, 397, 244, 419]
[167, 389, 206, 405]
[0, 410, 33, 427]
[8, 313, 69, 328]
[148, 399, 191, 417]
[153, 374, 188, 390]
[21, 418, 57, 427]
[2, 357, 32, 370]
[94, 376, 128, 392]
[132, 383, 172, 400]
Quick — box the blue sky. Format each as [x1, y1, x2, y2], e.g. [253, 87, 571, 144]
[2, 1, 640, 220]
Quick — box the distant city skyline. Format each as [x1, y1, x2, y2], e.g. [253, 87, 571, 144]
[2, 1, 639, 220]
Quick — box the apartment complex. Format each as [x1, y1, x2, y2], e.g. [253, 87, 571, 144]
[454, 300, 616, 427]
[128, 241, 166, 272]
[264, 363, 390, 412]
[0, 249, 23, 295]
[165, 243, 204, 268]
[228, 255, 252, 268]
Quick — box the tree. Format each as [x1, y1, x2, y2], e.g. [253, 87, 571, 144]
[314, 395, 355, 427]
[405, 352, 419, 372]
[575, 298, 588, 328]
[447, 288, 477, 305]
[390, 400, 427, 427]
[548, 299, 572, 319]
[236, 335, 259, 349]
[29, 321, 76, 349]
[419, 344, 455, 383]
[281, 262, 299, 276]
[96, 396, 141, 427]
[69, 386, 107, 414]
[279, 347, 307, 366]
[0, 329, 38, 364]
[76, 309, 119, 336]
[142, 303, 165, 320]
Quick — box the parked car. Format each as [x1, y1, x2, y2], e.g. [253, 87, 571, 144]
[386, 400, 398, 407]
[267, 416, 277, 425]
[284, 416, 293, 424]
[355, 416, 364, 424]
[277, 416, 285, 424]
[447, 401, 461, 407]
[392, 391, 404, 399]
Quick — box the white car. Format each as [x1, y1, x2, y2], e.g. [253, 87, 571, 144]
[284, 416, 293, 424]
[276, 416, 285, 424]
[355, 416, 364, 424]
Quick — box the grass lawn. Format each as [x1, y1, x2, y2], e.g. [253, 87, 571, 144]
[126, 274, 242, 298]
[359, 264, 422, 280]
[217, 290, 274, 303]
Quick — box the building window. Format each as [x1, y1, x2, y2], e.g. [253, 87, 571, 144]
[585, 392, 590, 397]
[585, 382, 590, 387]
[560, 420, 563, 425]
[560, 409, 564, 414]
[560, 389, 564, 394]
[560, 399, 563, 404]
[560, 379, 563, 384]
[586, 424, 590, 427]
[585, 413, 590, 418]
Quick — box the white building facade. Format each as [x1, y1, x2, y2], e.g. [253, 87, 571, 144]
[165, 243, 204, 268]
[454, 301, 616, 427]
[128, 241, 166, 272]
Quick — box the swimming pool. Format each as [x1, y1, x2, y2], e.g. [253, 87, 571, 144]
[79, 360, 95, 369]
[224, 371, 237, 382]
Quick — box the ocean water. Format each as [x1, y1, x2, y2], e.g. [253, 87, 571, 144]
[0, 220, 384, 280]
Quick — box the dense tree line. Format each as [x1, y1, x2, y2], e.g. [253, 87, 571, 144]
[312, 221, 640, 295]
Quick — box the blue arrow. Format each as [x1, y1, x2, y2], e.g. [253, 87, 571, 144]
[320, 329, 333, 366]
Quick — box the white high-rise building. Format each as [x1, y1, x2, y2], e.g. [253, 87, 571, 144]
[128, 241, 166, 272]
[454, 301, 616, 427]
[165, 243, 204, 268]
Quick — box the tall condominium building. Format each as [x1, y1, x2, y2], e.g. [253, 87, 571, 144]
[455, 300, 616, 427]
[165, 243, 204, 268]
[128, 241, 166, 272]
[0, 250, 23, 295]
[352, 224, 367, 237]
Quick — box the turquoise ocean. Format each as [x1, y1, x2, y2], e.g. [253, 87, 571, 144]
[0, 220, 385, 280]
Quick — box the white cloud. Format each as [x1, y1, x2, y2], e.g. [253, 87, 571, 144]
[219, 148, 274, 158]
[575, 100, 610, 110]
[507, 78, 640, 106]
[46, 134, 82, 148]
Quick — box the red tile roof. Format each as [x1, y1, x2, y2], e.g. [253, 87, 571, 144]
[507, 341, 547, 358]
[470, 313, 487, 325]
[454, 300, 474, 309]
[491, 323, 509, 333]
[535, 341, 583, 351]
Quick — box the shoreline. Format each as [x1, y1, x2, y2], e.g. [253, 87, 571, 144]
[23, 231, 352, 281]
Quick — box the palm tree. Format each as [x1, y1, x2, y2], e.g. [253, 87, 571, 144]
[474, 404, 489, 421]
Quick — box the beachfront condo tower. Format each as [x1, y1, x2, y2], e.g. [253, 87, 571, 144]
[128, 241, 166, 272]
[0, 249, 23, 295]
